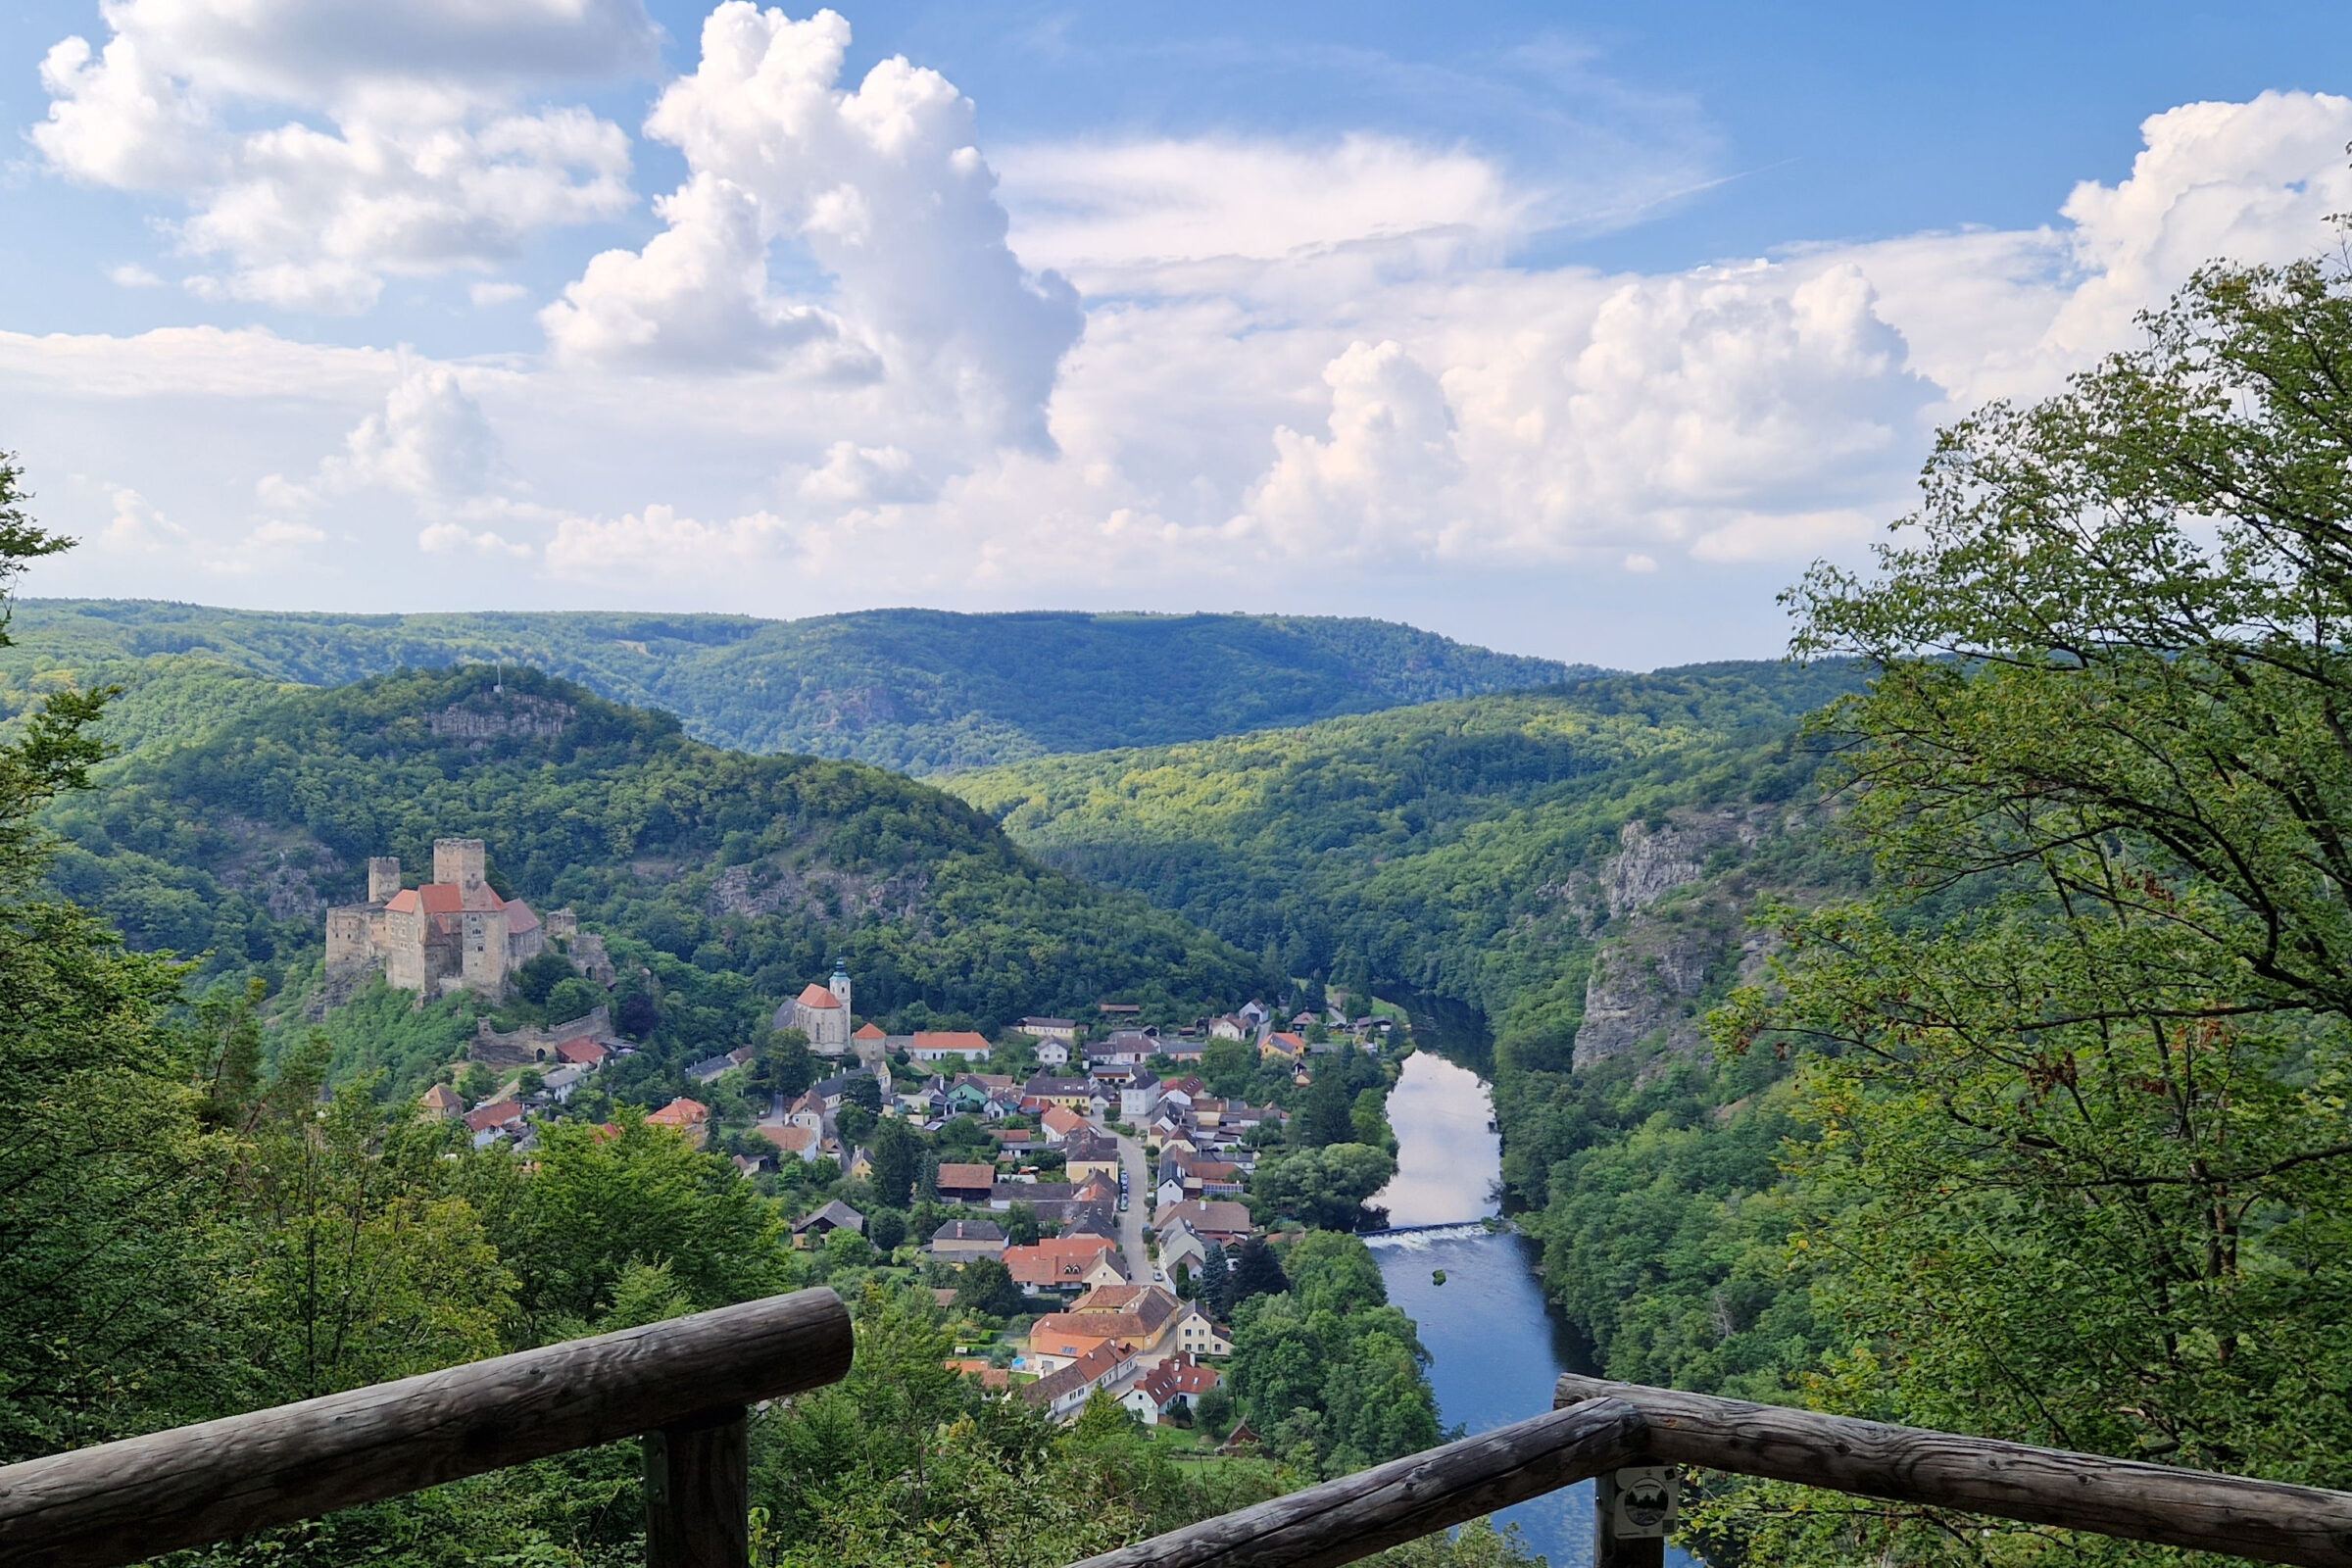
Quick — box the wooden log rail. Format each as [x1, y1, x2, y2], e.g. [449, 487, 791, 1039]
[0, 1286, 853, 1568]
[1554, 1374, 2352, 1568]
[1076, 1378, 2352, 1568]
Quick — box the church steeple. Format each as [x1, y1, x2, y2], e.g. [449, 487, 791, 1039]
[828, 959, 853, 1020]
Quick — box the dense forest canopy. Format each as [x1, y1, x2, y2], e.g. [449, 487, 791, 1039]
[950, 660, 1866, 1050]
[38, 662, 1275, 1094]
[0, 603, 1580, 772]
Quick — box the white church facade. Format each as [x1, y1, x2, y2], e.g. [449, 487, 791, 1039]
[778, 962, 855, 1054]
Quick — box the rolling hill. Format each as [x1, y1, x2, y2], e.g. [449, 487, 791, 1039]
[42, 662, 1274, 1097]
[947, 660, 1867, 1050]
[3, 602, 1581, 771]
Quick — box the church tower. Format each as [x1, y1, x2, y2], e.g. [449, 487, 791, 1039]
[829, 959, 853, 1021]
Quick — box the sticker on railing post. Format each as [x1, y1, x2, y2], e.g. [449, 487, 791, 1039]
[1600, 1466, 1680, 1539]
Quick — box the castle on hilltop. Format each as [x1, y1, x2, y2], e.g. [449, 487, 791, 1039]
[326, 837, 571, 1004]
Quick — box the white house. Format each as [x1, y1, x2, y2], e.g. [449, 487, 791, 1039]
[1035, 1039, 1070, 1067]
[1119, 1076, 1164, 1122]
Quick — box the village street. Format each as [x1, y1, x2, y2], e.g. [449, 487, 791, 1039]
[1113, 1124, 1150, 1283]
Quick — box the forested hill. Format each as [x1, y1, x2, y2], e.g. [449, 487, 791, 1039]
[43, 664, 1273, 1088]
[4, 601, 1580, 771]
[948, 660, 1867, 1049]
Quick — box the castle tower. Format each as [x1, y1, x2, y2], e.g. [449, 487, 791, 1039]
[368, 857, 401, 906]
[434, 838, 487, 895]
[829, 959, 853, 1021]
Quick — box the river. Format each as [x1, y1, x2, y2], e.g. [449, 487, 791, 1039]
[1368, 1052, 1694, 1568]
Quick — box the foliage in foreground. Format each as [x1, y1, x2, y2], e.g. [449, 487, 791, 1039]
[1694, 246, 2352, 1564]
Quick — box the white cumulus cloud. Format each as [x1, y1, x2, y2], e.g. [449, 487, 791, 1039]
[547, 3, 1080, 449]
[34, 0, 654, 313]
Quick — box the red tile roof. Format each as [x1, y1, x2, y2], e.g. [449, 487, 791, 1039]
[648, 1098, 710, 1126]
[464, 1099, 523, 1133]
[912, 1030, 992, 1054]
[855, 1021, 887, 1039]
[936, 1161, 997, 1191]
[797, 983, 843, 1009]
[1003, 1237, 1121, 1288]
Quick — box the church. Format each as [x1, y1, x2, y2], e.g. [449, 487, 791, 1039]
[778, 962, 855, 1054]
[325, 838, 558, 1003]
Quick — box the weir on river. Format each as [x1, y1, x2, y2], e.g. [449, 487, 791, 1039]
[1367, 1052, 1695, 1568]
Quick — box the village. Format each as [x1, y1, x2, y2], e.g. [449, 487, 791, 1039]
[359, 864, 1408, 1440]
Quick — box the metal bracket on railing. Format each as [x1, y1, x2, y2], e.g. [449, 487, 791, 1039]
[1595, 1466, 1679, 1568]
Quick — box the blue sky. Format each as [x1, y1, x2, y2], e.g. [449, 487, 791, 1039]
[0, 0, 2346, 665]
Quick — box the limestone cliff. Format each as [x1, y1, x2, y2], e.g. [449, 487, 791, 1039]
[1569, 807, 1816, 1072]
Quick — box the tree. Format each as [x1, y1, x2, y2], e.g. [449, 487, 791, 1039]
[506, 1113, 790, 1331]
[458, 1061, 498, 1102]
[510, 951, 575, 1006]
[1223, 1232, 1439, 1478]
[543, 975, 604, 1024]
[1004, 1200, 1042, 1247]
[1711, 245, 2352, 1549]
[843, 1075, 884, 1113]
[0, 462, 237, 1458]
[767, 1028, 815, 1097]
[1196, 1240, 1232, 1314]
[867, 1207, 909, 1253]
[953, 1256, 1024, 1318]
[1201, 1038, 1256, 1100]
[1226, 1236, 1289, 1308]
[1250, 1143, 1397, 1231]
[1296, 1068, 1354, 1148]
[869, 1116, 924, 1210]
[836, 1102, 876, 1144]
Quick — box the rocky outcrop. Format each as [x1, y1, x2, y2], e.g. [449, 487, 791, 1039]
[706, 858, 928, 923]
[1572, 916, 1726, 1068]
[1569, 808, 1783, 1071]
[428, 695, 574, 743]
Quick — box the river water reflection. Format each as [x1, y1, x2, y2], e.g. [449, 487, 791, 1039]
[1368, 1053, 1693, 1568]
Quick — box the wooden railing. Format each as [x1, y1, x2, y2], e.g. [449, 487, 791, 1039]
[0, 1287, 853, 1568]
[7, 1300, 2350, 1568]
[1072, 1373, 2352, 1568]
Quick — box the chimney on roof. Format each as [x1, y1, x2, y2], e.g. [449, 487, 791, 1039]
[368, 857, 401, 906]
[434, 838, 487, 895]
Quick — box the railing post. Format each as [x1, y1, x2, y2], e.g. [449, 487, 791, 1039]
[1593, 1466, 1677, 1568]
[644, 1405, 750, 1568]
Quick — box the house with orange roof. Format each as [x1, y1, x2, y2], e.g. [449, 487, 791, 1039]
[759, 1124, 821, 1161]
[1004, 1236, 1130, 1296]
[1121, 1353, 1223, 1425]
[1027, 1284, 1187, 1367]
[1038, 1104, 1089, 1143]
[909, 1029, 993, 1063]
[1259, 1031, 1307, 1061]
[648, 1097, 711, 1148]
[1021, 1341, 1144, 1421]
[419, 1083, 464, 1119]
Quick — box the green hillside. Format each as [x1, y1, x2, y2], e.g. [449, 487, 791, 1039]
[3, 602, 1579, 771]
[43, 662, 1273, 1097]
[948, 660, 1865, 1047]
